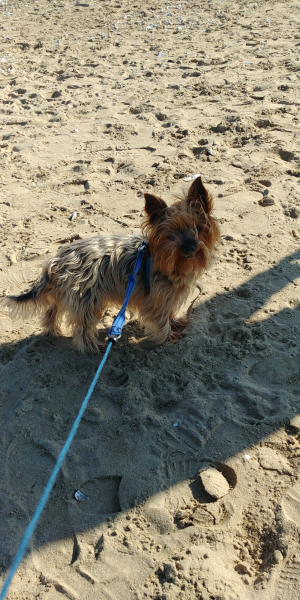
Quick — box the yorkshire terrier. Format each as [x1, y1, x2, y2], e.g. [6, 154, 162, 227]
[2, 177, 220, 353]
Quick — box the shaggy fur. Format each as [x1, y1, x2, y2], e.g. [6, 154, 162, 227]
[1, 177, 220, 353]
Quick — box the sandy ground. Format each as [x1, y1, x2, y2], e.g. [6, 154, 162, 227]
[0, 0, 300, 599]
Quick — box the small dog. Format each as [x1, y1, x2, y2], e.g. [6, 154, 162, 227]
[2, 176, 220, 353]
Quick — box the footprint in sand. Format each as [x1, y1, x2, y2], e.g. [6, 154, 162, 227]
[144, 458, 237, 531]
[72, 476, 122, 516]
[264, 483, 300, 600]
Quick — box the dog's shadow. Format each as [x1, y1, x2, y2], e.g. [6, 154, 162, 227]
[0, 250, 299, 567]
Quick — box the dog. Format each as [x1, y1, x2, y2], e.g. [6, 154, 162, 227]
[1, 176, 220, 353]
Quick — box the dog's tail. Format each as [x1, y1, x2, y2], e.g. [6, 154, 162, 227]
[0, 271, 50, 317]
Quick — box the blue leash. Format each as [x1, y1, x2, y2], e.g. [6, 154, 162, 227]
[0, 241, 148, 600]
[107, 241, 148, 341]
[0, 342, 112, 600]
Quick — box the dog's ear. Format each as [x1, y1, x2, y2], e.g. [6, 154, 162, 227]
[187, 176, 213, 213]
[144, 193, 168, 224]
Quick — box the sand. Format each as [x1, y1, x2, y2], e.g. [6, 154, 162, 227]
[0, 0, 300, 599]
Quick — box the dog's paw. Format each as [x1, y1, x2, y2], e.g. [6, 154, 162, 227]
[46, 327, 63, 337]
[170, 317, 189, 333]
[136, 337, 161, 352]
[89, 341, 108, 355]
[76, 339, 108, 355]
[167, 330, 183, 344]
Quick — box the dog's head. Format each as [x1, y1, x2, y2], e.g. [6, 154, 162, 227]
[142, 176, 220, 278]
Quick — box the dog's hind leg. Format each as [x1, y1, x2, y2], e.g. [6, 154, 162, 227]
[69, 292, 108, 353]
[42, 302, 62, 336]
[71, 303, 105, 353]
[72, 319, 100, 354]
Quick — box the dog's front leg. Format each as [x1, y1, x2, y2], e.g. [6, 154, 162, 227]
[137, 279, 179, 350]
[169, 316, 190, 339]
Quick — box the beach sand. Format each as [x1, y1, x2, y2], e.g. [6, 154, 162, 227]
[0, 1, 300, 599]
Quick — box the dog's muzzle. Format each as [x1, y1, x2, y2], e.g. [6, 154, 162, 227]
[181, 239, 199, 257]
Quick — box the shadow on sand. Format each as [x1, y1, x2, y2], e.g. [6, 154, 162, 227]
[0, 250, 299, 581]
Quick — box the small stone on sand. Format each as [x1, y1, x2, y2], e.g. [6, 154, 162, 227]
[199, 468, 230, 500]
[290, 415, 300, 431]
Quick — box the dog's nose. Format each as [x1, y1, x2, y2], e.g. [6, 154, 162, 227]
[181, 229, 198, 256]
[181, 240, 197, 256]
[186, 245, 195, 256]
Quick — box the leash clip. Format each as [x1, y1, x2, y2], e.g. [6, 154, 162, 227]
[106, 333, 121, 344]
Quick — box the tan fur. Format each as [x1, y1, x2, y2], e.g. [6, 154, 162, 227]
[1, 177, 220, 353]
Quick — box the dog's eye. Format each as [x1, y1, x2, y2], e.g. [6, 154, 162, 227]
[196, 226, 202, 234]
